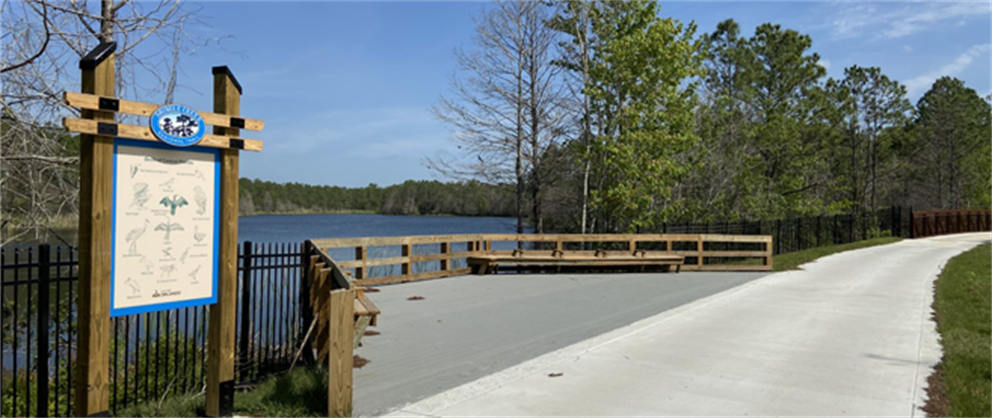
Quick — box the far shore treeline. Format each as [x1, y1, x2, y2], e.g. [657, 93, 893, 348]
[1, 0, 990, 242]
[238, 178, 516, 217]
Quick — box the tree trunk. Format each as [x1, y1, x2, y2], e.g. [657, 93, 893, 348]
[100, 0, 114, 42]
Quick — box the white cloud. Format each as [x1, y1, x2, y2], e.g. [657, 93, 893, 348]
[827, 2, 990, 40]
[819, 58, 831, 71]
[905, 43, 992, 96]
[902, 45, 913, 53]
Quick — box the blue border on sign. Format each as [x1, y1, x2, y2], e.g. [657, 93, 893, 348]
[110, 138, 220, 317]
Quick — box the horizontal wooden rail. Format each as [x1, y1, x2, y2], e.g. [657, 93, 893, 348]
[63, 117, 264, 151]
[64, 91, 266, 131]
[312, 233, 773, 286]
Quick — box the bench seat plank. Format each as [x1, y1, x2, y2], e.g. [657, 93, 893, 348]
[467, 250, 684, 275]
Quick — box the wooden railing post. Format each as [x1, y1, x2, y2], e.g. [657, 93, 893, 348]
[440, 242, 450, 271]
[697, 236, 704, 267]
[765, 236, 774, 269]
[354, 246, 366, 279]
[401, 244, 411, 276]
[327, 288, 355, 417]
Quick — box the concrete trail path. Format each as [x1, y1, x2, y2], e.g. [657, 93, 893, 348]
[386, 233, 990, 417]
[353, 271, 768, 416]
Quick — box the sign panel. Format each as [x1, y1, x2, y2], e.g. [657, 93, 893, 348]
[111, 138, 219, 317]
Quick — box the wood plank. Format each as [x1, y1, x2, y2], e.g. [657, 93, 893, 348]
[468, 258, 683, 267]
[312, 233, 773, 249]
[206, 67, 241, 418]
[336, 250, 476, 269]
[64, 91, 265, 131]
[313, 234, 490, 248]
[361, 268, 472, 286]
[327, 288, 355, 417]
[699, 251, 769, 258]
[74, 46, 114, 418]
[694, 264, 773, 272]
[63, 117, 264, 152]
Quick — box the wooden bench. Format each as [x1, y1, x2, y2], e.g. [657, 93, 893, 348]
[467, 249, 684, 275]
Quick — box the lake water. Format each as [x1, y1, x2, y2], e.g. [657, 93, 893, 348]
[238, 213, 526, 243]
[4, 214, 526, 248]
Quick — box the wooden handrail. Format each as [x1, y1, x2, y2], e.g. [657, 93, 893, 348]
[311, 233, 774, 286]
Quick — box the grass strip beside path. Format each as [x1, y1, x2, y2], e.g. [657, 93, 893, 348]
[114, 367, 329, 417]
[924, 243, 991, 417]
[772, 237, 902, 271]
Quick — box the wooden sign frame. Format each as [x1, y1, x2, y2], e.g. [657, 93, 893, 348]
[67, 41, 263, 417]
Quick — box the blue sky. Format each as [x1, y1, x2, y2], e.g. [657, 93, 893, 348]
[165, 1, 991, 188]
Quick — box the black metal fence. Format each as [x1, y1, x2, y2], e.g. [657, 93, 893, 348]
[655, 206, 911, 255]
[1, 241, 307, 417]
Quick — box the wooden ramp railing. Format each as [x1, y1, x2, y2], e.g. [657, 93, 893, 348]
[310, 233, 773, 286]
[303, 242, 380, 417]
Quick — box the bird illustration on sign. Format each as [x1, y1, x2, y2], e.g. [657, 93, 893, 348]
[131, 183, 150, 209]
[125, 219, 150, 255]
[193, 186, 207, 215]
[160, 194, 188, 215]
[124, 277, 141, 295]
[155, 221, 184, 240]
[193, 225, 206, 243]
[188, 265, 202, 280]
[159, 178, 175, 192]
[160, 264, 177, 278]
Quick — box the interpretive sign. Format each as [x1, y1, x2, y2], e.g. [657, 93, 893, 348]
[110, 138, 219, 317]
[65, 41, 265, 416]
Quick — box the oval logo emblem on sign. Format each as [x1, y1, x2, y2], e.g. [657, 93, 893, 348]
[150, 105, 205, 147]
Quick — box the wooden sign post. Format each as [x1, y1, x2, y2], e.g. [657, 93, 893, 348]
[75, 40, 116, 418]
[67, 42, 264, 417]
[206, 66, 242, 417]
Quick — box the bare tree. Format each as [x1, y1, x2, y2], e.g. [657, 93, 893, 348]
[1, 0, 224, 243]
[429, 0, 566, 234]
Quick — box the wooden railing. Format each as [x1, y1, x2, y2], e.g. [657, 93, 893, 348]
[309, 233, 773, 286]
[912, 210, 992, 238]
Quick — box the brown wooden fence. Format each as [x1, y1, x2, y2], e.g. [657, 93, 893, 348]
[912, 210, 992, 238]
[308, 233, 773, 286]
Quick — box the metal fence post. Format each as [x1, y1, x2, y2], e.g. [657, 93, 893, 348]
[37, 244, 51, 418]
[775, 220, 782, 255]
[238, 241, 253, 380]
[300, 240, 314, 364]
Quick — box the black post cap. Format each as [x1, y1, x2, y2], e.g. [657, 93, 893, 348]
[79, 42, 117, 70]
[212, 66, 243, 95]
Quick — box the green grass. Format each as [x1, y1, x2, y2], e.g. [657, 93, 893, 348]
[771, 237, 902, 271]
[924, 243, 991, 417]
[113, 367, 329, 417]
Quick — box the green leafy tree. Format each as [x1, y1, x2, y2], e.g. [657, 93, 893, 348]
[908, 77, 992, 209]
[831, 66, 912, 212]
[555, 0, 704, 232]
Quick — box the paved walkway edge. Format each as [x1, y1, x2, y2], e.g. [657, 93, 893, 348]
[383, 268, 778, 417]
